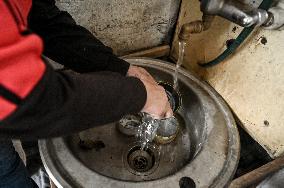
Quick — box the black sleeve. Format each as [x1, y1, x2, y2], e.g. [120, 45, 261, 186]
[0, 60, 147, 140]
[28, 0, 130, 75]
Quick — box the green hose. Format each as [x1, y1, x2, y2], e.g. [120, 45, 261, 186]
[199, 0, 273, 68]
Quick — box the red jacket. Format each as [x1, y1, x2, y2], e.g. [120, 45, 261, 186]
[0, 0, 146, 139]
[0, 0, 45, 119]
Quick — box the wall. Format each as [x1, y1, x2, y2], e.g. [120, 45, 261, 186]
[55, 0, 181, 55]
[171, 0, 284, 158]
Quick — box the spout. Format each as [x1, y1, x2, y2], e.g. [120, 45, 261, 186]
[178, 15, 215, 41]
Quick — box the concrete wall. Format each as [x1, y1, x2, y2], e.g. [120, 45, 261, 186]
[171, 0, 284, 158]
[56, 0, 181, 55]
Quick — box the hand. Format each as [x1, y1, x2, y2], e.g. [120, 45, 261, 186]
[127, 65, 156, 84]
[127, 65, 173, 119]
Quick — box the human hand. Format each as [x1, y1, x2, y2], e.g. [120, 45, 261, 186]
[127, 65, 156, 84]
[127, 65, 173, 119]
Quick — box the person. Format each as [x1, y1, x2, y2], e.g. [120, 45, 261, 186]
[0, 0, 173, 187]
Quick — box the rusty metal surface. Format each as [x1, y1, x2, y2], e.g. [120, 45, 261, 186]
[55, 0, 181, 55]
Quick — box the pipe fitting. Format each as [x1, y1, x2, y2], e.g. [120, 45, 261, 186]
[243, 9, 269, 27]
[263, 0, 284, 30]
[201, 0, 269, 27]
[178, 15, 215, 41]
[179, 21, 203, 41]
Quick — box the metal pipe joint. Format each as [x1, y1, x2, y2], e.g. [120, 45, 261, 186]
[201, 0, 269, 27]
[263, 0, 284, 30]
[179, 15, 215, 41]
[200, 0, 284, 30]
